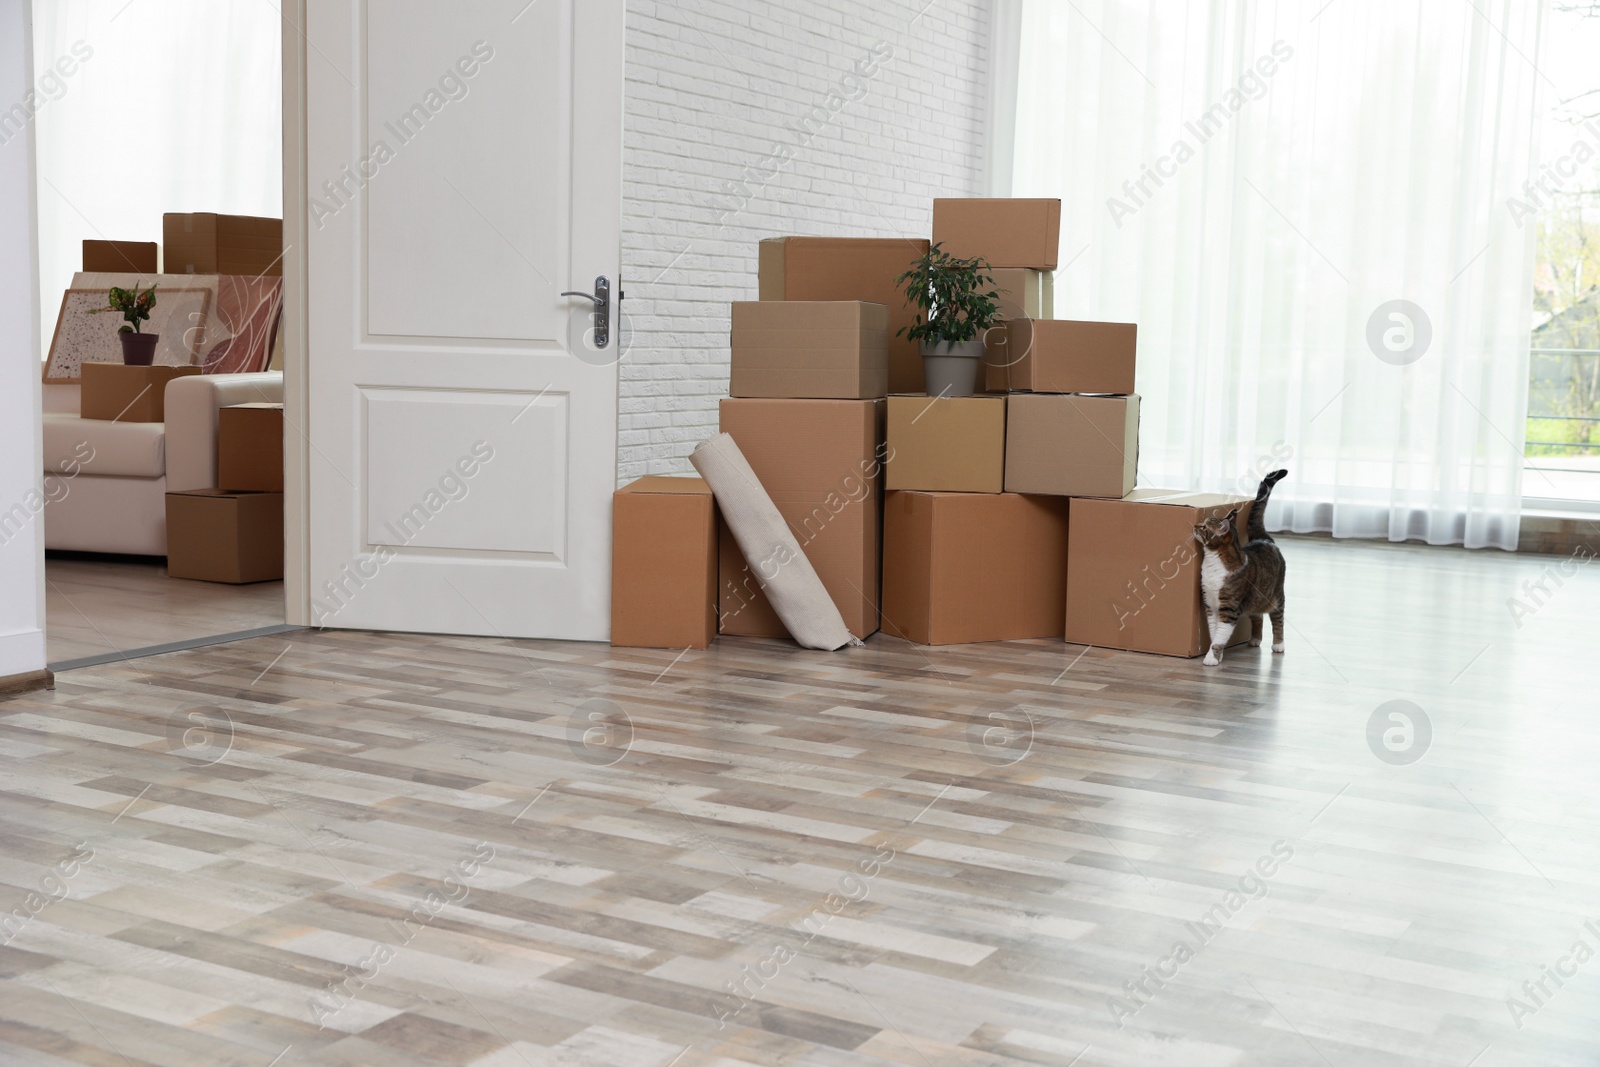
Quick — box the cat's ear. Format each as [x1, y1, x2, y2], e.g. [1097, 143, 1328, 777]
[1226, 507, 1241, 525]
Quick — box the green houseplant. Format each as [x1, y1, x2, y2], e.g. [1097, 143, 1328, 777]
[896, 243, 1000, 397]
[92, 282, 159, 365]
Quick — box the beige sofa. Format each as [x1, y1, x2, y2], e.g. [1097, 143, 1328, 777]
[42, 372, 283, 555]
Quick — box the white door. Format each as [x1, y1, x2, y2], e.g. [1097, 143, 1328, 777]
[305, 1, 622, 640]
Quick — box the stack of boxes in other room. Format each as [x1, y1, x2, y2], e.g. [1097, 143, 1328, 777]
[166, 403, 285, 583]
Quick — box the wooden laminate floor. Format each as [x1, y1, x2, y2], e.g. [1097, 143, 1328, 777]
[45, 555, 285, 665]
[3, 535, 1598, 1066]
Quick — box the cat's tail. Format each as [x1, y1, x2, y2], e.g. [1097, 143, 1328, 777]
[1246, 469, 1288, 543]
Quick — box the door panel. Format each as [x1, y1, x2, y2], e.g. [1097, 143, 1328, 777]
[307, 0, 621, 639]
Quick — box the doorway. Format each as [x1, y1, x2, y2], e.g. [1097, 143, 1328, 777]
[33, 0, 291, 669]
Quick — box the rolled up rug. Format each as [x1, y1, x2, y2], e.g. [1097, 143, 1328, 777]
[689, 433, 861, 651]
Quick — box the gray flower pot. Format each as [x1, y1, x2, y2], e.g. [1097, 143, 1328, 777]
[920, 339, 985, 398]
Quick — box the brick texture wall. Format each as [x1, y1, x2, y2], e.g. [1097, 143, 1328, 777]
[618, 0, 991, 480]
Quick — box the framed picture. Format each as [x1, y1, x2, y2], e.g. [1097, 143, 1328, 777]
[44, 286, 213, 384]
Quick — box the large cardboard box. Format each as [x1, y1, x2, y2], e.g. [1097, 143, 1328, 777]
[984, 319, 1137, 395]
[1066, 491, 1255, 657]
[758, 237, 929, 395]
[1005, 394, 1139, 498]
[730, 301, 888, 399]
[990, 268, 1054, 322]
[79, 363, 201, 423]
[882, 491, 1069, 645]
[82, 240, 157, 273]
[932, 198, 1062, 269]
[718, 398, 885, 639]
[163, 213, 284, 276]
[165, 489, 284, 583]
[885, 395, 1006, 493]
[612, 477, 718, 649]
[217, 403, 284, 492]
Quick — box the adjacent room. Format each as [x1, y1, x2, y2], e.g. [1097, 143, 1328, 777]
[26, 0, 288, 668]
[0, 1, 1596, 1065]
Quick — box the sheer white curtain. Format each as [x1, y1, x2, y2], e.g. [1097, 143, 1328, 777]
[32, 0, 281, 360]
[1007, 0, 1544, 549]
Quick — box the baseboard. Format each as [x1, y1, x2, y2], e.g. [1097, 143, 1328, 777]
[1518, 514, 1600, 556]
[0, 669, 54, 700]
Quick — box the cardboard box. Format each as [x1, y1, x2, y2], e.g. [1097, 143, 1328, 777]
[217, 403, 284, 492]
[79, 363, 201, 423]
[165, 489, 284, 583]
[82, 240, 157, 273]
[718, 398, 885, 639]
[1005, 394, 1139, 499]
[885, 395, 1006, 493]
[984, 318, 1137, 394]
[730, 301, 889, 399]
[933, 198, 1062, 269]
[1066, 491, 1255, 657]
[163, 213, 283, 276]
[758, 237, 929, 395]
[882, 491, 1069, 645]
[612, 477, 718, 649]
[990, 268, 1054, 322]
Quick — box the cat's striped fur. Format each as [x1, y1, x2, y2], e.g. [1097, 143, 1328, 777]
[1193, 470, 1288, 666]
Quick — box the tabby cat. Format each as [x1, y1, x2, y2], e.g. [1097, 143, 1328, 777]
[1193, 470, 1288, 667]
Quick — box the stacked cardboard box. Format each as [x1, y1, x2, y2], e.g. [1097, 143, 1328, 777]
[165, 402, 285, 583]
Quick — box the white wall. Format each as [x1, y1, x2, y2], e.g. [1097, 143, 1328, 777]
[618, 0, 991, 480]
[0, 1, 46, 678]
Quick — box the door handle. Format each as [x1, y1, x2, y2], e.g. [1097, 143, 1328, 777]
[560, 276, 610, 349]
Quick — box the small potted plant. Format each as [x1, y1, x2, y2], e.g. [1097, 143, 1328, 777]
[93, 282, 159, 365]
[896, 243, 1000, 397]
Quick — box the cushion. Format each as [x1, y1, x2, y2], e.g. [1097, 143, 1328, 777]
[43, 412, 166, 478]
[690, 432, 859, 651]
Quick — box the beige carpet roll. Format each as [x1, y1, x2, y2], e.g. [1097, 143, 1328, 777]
[689, 433, 860, 651]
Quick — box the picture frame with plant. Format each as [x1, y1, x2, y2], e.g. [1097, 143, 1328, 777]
[92, 282, 158, 334]
[895, 242, 1000, 346]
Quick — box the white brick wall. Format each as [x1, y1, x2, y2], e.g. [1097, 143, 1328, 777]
[618, 0, 992, 481]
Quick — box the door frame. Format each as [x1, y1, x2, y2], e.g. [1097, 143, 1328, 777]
[280, 0, 312, 627]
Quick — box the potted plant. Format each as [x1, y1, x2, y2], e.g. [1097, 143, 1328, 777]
[896, 243, 1000, 397]
[93, 282, 159, 365]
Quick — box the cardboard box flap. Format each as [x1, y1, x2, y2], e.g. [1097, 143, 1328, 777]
[1124, 489, 1253, 508]
[618, 476, 713, 496]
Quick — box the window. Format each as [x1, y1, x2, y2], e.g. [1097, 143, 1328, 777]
[1525, 2, 1600, 509]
